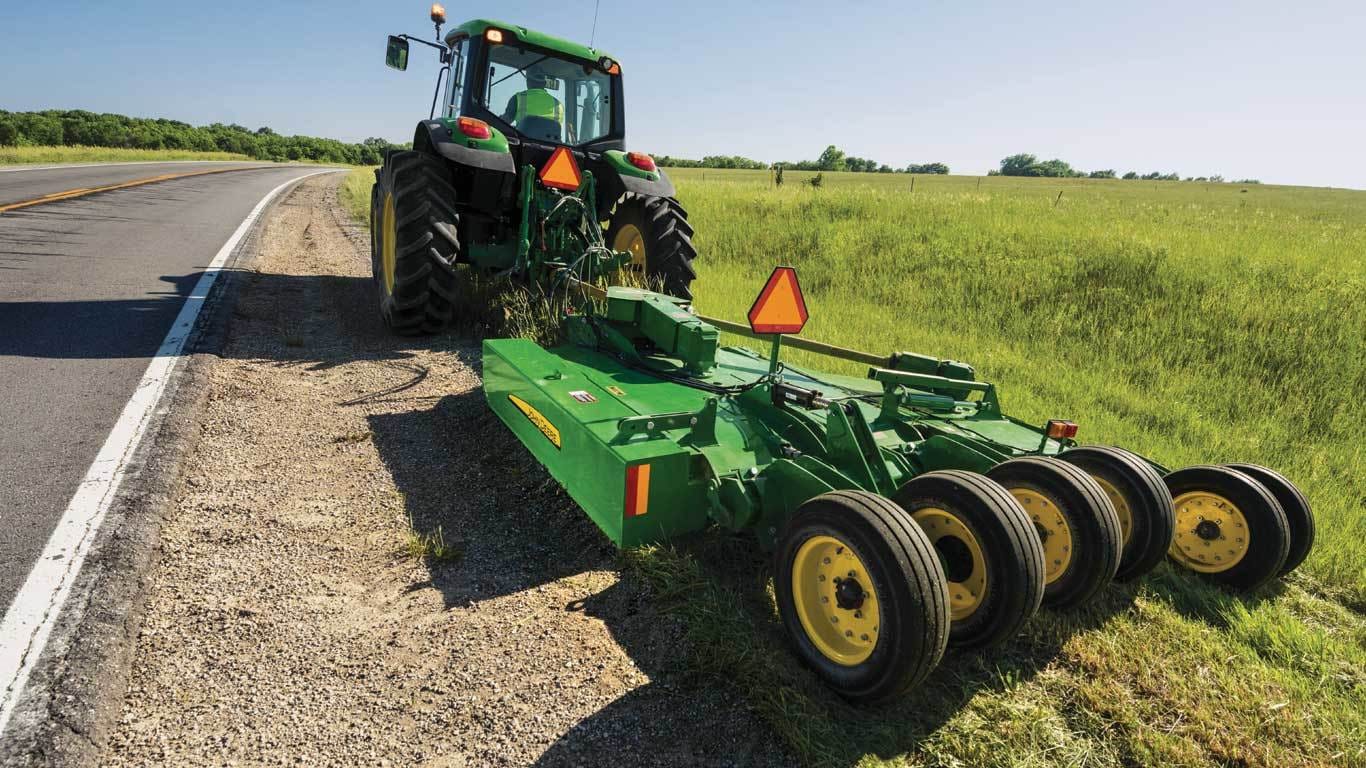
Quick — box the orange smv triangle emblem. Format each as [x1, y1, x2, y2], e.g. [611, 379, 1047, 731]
[538, 147, 582, 192]
[747, 266, 809, 335]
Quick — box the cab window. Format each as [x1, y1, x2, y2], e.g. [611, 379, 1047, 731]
[479, 43, 613, 145]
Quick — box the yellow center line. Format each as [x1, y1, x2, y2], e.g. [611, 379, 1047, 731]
[0, 165, 279, 214]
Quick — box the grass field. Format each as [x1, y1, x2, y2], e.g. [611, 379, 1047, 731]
[0, 145, 254, 165]
[341, 165, 1366, 766]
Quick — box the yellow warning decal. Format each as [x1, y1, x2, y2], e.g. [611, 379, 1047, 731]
[508, 394, 561, 449]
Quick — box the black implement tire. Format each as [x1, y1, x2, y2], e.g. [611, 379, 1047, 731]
[372, 150, 460, 335]
[894, 470, 1044, 650]
[1164, 465, 1290, 590]
[1058, 446, 1175, 582]
[1225, 464, 1314, 576]
[774, 490, 949, 702]
[605, 193, 697, 300]
[988, 457, 1122, 610]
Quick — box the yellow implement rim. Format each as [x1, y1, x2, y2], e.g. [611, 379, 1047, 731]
[611, 223, 647, 269]
[1169, 491, 1250, 573]
[381, 192, 397, 295]
[912, 508, 987, 621]
[1094, 476, 1133, 548]
[1013, 488, 1073, 585]
[791, 534, 881, 666]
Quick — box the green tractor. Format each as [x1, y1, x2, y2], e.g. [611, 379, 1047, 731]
[372, 7, 695, 334]
[373, 10, 1315, 701]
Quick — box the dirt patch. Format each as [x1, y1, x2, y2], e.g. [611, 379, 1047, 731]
[102, 176, 790, 767]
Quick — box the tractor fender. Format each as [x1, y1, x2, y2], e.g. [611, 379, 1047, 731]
[595, 149, 676, 206]
[618, 168, 676, 198]
[413, 119, 515, 174]
[412, 120, 515, 214]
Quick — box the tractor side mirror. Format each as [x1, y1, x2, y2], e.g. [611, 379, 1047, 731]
[385, 36, 410, 71]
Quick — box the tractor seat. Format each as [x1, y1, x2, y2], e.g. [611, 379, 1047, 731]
[517, 115, 563, 143]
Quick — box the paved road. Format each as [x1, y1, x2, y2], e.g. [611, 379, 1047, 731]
[0, 161, 273, 207]
[0, 162, 331, 616]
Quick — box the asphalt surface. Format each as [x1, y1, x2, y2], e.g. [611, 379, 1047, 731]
[0, 161, 274, 207]
[0, 162, 330, 617]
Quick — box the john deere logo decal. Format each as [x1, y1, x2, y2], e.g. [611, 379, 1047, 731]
[508, 394, 561, 449]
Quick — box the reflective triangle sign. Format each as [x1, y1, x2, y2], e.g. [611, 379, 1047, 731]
[747, 266, 809, 334]
[538, 147, 582, 191]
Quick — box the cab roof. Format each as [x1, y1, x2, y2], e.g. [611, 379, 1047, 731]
[446, 19, 617, 66]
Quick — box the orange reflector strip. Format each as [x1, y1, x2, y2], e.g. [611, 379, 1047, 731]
[747, 266, 810, 334]
[538, 146, 582, 192]
[625, 464, 650, 517]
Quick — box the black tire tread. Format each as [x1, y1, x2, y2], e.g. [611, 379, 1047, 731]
[1225, 463, 1314, 576]
[1163, 465, 1291, 590]
[373, 149, 460, 335]
[605, 193, 698, 300]
[989, 457, 1122, 609]
[774, 490, 949, 702]
[1058, 446, 1175, 582]
[895, 470, 1045, 650]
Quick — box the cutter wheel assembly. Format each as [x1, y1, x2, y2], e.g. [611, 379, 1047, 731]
[373, 8, 1316, 701]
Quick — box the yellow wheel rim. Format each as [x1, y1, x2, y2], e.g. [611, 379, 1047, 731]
[381, 192, 397, 295]
[912, 508, 987, 621]
[611, 223, 647, 269]
[1012, 488, 1073, 585]
[790, 534, 881, 666]
[1169, 491, 1250, 573]
[1094, 476, 1133, 547]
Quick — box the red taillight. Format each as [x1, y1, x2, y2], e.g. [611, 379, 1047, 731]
[626, 151, 656, 172]
[457, 116, 491, 140]
[1045, 419, 1079, 439]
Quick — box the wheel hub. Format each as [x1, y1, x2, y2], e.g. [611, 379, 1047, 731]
[834, 576, 866, 610]
[1169, 491, 1250, 573]
[789, 535, 881, 666]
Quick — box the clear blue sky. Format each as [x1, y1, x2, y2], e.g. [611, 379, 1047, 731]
[3, 0, 1363, 187]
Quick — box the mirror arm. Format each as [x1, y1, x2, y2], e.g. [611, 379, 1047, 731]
[398, 33, 448, 53]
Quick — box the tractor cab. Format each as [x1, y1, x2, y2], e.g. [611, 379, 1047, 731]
[441, 19, 626, 169]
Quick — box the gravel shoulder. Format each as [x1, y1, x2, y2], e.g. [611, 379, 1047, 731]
[101, 175, 790, 767]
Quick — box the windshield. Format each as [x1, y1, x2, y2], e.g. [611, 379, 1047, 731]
[480, 43, 613, 145]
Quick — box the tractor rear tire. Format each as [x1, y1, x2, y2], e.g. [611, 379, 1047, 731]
[605, 193, 698, 300]
[894, 470, 1044, 651]
[988, 457, 1122, 610]
[1058, 446, 1175, 582]
[774, 490, 949, 702]
[1225, 464, 1314, 576]
[1164, 465, 1290, 590]
[372, 150, 460, 335]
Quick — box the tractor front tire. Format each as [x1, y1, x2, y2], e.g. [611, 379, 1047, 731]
[372, 150, 460, 335]
[774, 490, 949, 702]
[894, 470, 1045, 650]
[605, 193, 698, 300]
[988, 457, 1122, 610]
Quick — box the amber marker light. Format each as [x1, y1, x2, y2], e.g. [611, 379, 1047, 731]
[429, 3, 445, 23]
[485, 28, 504, 43]
[1045, 419, 1079, 439]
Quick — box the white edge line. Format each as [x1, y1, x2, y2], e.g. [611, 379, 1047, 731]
[0, 168, 342, 736]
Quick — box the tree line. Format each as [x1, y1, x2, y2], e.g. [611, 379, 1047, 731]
[657, 145, 950, 175]
[991, 153, 1260, 184]
[0, 110, 406, 165]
